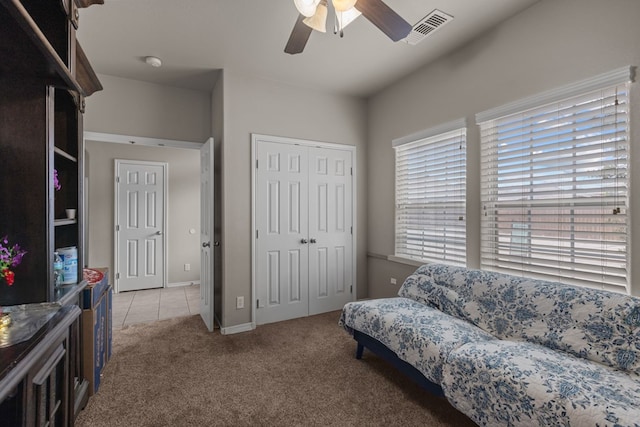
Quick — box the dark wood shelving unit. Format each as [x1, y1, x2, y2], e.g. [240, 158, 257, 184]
[0, 0, 102, 424]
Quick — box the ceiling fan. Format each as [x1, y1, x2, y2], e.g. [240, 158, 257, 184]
[285, 0, 412, 54]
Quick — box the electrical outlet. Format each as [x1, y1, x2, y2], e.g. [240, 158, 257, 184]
[390, 277, 397, 285]
[184, 263, 191, 271]
[236, 296, 244, 309]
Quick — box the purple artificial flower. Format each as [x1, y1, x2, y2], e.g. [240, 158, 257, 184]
[0, 235, 27, 285]
[54, 169, 61, 191]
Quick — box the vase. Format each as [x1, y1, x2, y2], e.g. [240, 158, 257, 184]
[0, 312, 11, 330]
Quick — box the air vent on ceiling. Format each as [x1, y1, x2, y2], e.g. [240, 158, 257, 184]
[404, 9, 454, 45]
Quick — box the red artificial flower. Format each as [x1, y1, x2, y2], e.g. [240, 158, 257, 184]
[3, 269, 14, 286]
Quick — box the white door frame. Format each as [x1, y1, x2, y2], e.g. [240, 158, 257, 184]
[113, 159, 168, 293]
[251, 133, 357, 326]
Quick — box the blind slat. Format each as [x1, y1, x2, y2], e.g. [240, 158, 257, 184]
[395, 126, 467, 265]
[479, 83, 629, 292]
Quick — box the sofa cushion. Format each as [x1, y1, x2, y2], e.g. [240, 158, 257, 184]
[442, 340, 640, 427]
[339, 297, 495, 384]
[399, 263, 640, 375]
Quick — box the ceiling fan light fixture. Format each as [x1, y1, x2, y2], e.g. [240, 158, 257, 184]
[294, 0, 321, 17]
[303, 2, 328, 32]
[336, 7, 361, 31]
[332, 0, 357, 12]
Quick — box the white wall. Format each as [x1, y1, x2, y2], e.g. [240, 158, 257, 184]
[84, 74, 212, 288]
[220, 70, 368, 328]
[367, 0, 640, 298]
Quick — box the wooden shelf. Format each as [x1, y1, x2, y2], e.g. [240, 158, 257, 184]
[0, 0, 81, 93]
[76, 0, 104, 8]
[54, 146, 78, 163]
[54, 218, 77, 227]
[1, 0, 100, 423]
[76, 41, 103, 97]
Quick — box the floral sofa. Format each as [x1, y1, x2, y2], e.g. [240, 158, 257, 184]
[339, 264, 640, 426]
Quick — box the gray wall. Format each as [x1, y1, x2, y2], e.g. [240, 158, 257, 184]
[220, 70, 368, 328]
[367, 0, 640, 298]
[85, 74, 211, 142]
[84, 74, 212, 287]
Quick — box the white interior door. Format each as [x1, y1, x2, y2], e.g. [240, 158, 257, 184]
[256, 141, 310, 324]
[116, 160, 166, 292]
[308, 147, 353, 315]
[200, 138, 215, 331]
[254, 138, 355, 325]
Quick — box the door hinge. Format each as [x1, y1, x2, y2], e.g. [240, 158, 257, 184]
[116, 272, 120, 280]
[350, 167, 353, 176]
[116, 176, 120, 183]
[350, 285, 353, 294]
[257, 299, 260, 309]
[256, 230, 259, 239]
[350, 226, 353, 235]
[256, 159, 259, 169]
[116, 225, 120, 232]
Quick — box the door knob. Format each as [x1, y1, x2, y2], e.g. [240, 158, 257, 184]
[301, 239, 308, 244]
[202, 242, 211, 248]
[310, 238, 317, 244]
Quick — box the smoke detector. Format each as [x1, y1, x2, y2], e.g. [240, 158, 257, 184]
[404, 9, 454, 45]
[144, 56, 162, 67]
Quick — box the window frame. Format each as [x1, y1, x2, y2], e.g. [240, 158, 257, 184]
[476, 67, 632, 293]
[393, 119, 467, 266]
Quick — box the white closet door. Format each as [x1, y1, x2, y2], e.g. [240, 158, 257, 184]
[256, 142, 310, 324]
[308, 147, 353, 315]
[116, 161, 166, 292]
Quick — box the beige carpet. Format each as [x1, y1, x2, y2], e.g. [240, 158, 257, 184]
[76, 311, 476, 427]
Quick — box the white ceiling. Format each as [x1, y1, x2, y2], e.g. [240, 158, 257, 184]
[77, 0, 539, 97]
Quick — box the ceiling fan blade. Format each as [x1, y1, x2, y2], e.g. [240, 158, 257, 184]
[285, 14, 313, 55]
[355, 0, 412, 42]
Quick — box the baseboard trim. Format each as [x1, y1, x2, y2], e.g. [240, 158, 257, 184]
[220, 322, 255, 335]
[167, 281, 200, 288]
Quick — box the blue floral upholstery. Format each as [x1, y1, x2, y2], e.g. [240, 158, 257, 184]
[339, 297, 495, 384]
[442, 340, 640, 426]
[341, 263, 640, 426]
[399, 264, 640, 375]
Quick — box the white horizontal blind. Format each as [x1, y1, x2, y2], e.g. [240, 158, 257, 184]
[395, 128, 466, 265]
[479, 84, 630, 292]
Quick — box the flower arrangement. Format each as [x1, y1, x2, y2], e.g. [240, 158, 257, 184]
[0, 236, 27, 286]
[54, 168, 61, 191]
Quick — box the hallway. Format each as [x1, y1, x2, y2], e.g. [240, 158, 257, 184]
[111, 284, 200, 329]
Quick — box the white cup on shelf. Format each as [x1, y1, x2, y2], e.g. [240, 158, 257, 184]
[65, 209, 76, 219]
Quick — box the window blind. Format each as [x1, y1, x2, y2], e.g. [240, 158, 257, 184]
[395, 127, 467, 265]
[479, 83, 630, 292]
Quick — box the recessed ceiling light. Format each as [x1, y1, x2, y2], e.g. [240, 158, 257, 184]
[144, 56, 162, 67]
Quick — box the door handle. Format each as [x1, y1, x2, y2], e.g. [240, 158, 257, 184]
[214, 241, 220, 247]
[202, 242, 211, 248]
[310, 238, 317, 244]
[156, 231, 163, 235]
[300, 239, 308, 244]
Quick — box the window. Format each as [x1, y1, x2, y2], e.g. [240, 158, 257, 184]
[394, 120, 467, 266]
[478, 69, 631, 292]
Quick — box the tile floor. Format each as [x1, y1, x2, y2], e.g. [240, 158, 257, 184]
[112, 284, 200, 330]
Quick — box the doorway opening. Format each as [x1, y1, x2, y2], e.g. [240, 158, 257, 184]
[84, 132, 216, 330]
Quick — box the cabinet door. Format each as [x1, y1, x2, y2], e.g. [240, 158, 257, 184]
[27, 339, 70, 427]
